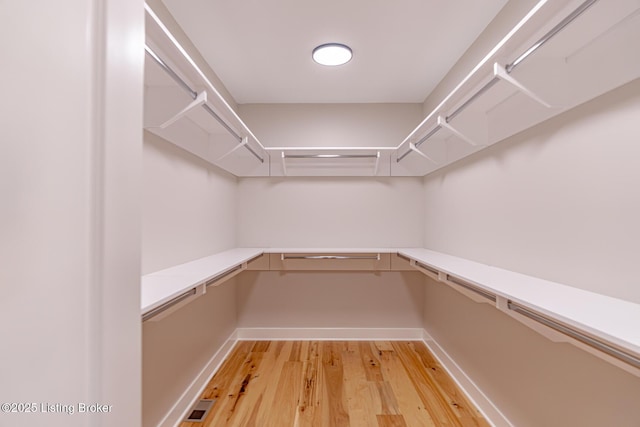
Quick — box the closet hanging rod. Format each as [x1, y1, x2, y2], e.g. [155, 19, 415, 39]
[506, 0, 599, 73]
[145, 45, 239, 140]
[446, 275, 497, 302]
[281, 254, 381, 261]
[508, 302, 640, 370]
[144, 45, 264, 164]
[205, 265, 244, 288]
[142, 288, 197, 322]
[398, 0, 598, 162]
[415, 261, 440, 277]
[446, 0, 598, 123]
[145, 45, 196, 98]
[283, 154, 379, 159]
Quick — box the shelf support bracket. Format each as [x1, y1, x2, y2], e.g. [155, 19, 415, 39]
[156, 90, 208, 129]
[281, 152, 288, 176]
[373, 151, 381, 176]
[409, 142, 438, 164]
[215, 136, 248, 162]
[437, 115, 479, 147]
[494, 63, 553, 108]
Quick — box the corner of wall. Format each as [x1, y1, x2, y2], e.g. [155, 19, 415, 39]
[144, 0, 238, 110]
[421, 0, 539, 115]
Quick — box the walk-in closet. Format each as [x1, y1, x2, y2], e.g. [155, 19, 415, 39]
[3, 0, 640, 426]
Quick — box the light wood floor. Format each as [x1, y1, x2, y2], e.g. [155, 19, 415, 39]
[181, 341, 489, 427]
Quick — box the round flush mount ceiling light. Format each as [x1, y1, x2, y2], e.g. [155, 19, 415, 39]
[312, 43, 352, 66]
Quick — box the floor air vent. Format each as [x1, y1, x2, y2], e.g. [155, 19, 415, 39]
[184, 399, 215, 423]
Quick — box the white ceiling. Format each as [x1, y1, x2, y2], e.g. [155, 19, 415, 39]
[162, 0, 508, 104]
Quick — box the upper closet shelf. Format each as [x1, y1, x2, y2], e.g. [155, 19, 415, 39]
[266, 147, 396, 177]
[399, 248, 640, 377]
[143, 4, 269, 177]
[395, 0, 640, 176]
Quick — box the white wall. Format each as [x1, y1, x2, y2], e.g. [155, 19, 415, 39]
[424, 79, 640, 302]
[0, 1, 143, 426]
[239, 103, 422, 147]
[421, 79, 640, 426]
[235, 174, 425, 337]
[237, 177, 424, 248]
[141, 2, 245, 423]
[141, 133, 238, 426]
[142, 131, 237, 274]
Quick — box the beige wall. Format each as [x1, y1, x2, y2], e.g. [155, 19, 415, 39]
[143, 280, 237, 427]
[424, 278, 640, 427]
[236, 177, 424, 248]
[421, 79, 640, 426]
[237, 271, 424, 329]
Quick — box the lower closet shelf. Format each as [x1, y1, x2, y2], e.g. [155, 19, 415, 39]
[141, 248, 264, 321]
[399, 248, 640, 375]
[141, 247, 413, 322]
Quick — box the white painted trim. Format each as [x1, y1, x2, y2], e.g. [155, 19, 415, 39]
[157, 330, 239, 427]
[236, 327, 424, 340]
[421, 330, 513, 427]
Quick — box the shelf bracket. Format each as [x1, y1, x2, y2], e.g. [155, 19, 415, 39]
[437, 115, 479, 147]
[156, 90, 208, 129]
[494, 63, 553, 108]
[373, 151, 381, 176]
[409, 142, 438, 164]
[281, 152, 288, 176]
[215, 136, 248, 162]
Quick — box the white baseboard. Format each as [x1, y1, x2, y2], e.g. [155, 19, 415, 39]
[421, 330, 512, 427]
[157, 330, 239, 427]
[236, 327, 424, 340]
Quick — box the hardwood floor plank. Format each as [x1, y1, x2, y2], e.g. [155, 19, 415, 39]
[359, 341, 384, 382]
[375, 381, 400, 415]
[391, 341, 461, 426]
[265, 361, 303, 427]
[202, 346, 265, 426]
[342, 341, 367, 383]
[293, 341, 323, 426]
[252, 340, 271, 353]
[178, 341, 488, 427]
[224, 351, 272, 426]
[342, 342, 380, 426]
[322, 342, 350, 426]
[289, 340, 303, 361]
[377, 414, 409, 427]
[378, 345, 437, 427]
[410, 342, 490, 427]
[252, 340, 294, 424]
[200, 340, 253, 401]
[374, 341, 395, 352]
[343, 380, 378, 427]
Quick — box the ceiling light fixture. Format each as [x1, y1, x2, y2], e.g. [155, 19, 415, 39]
[312, 43, 352, 66]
